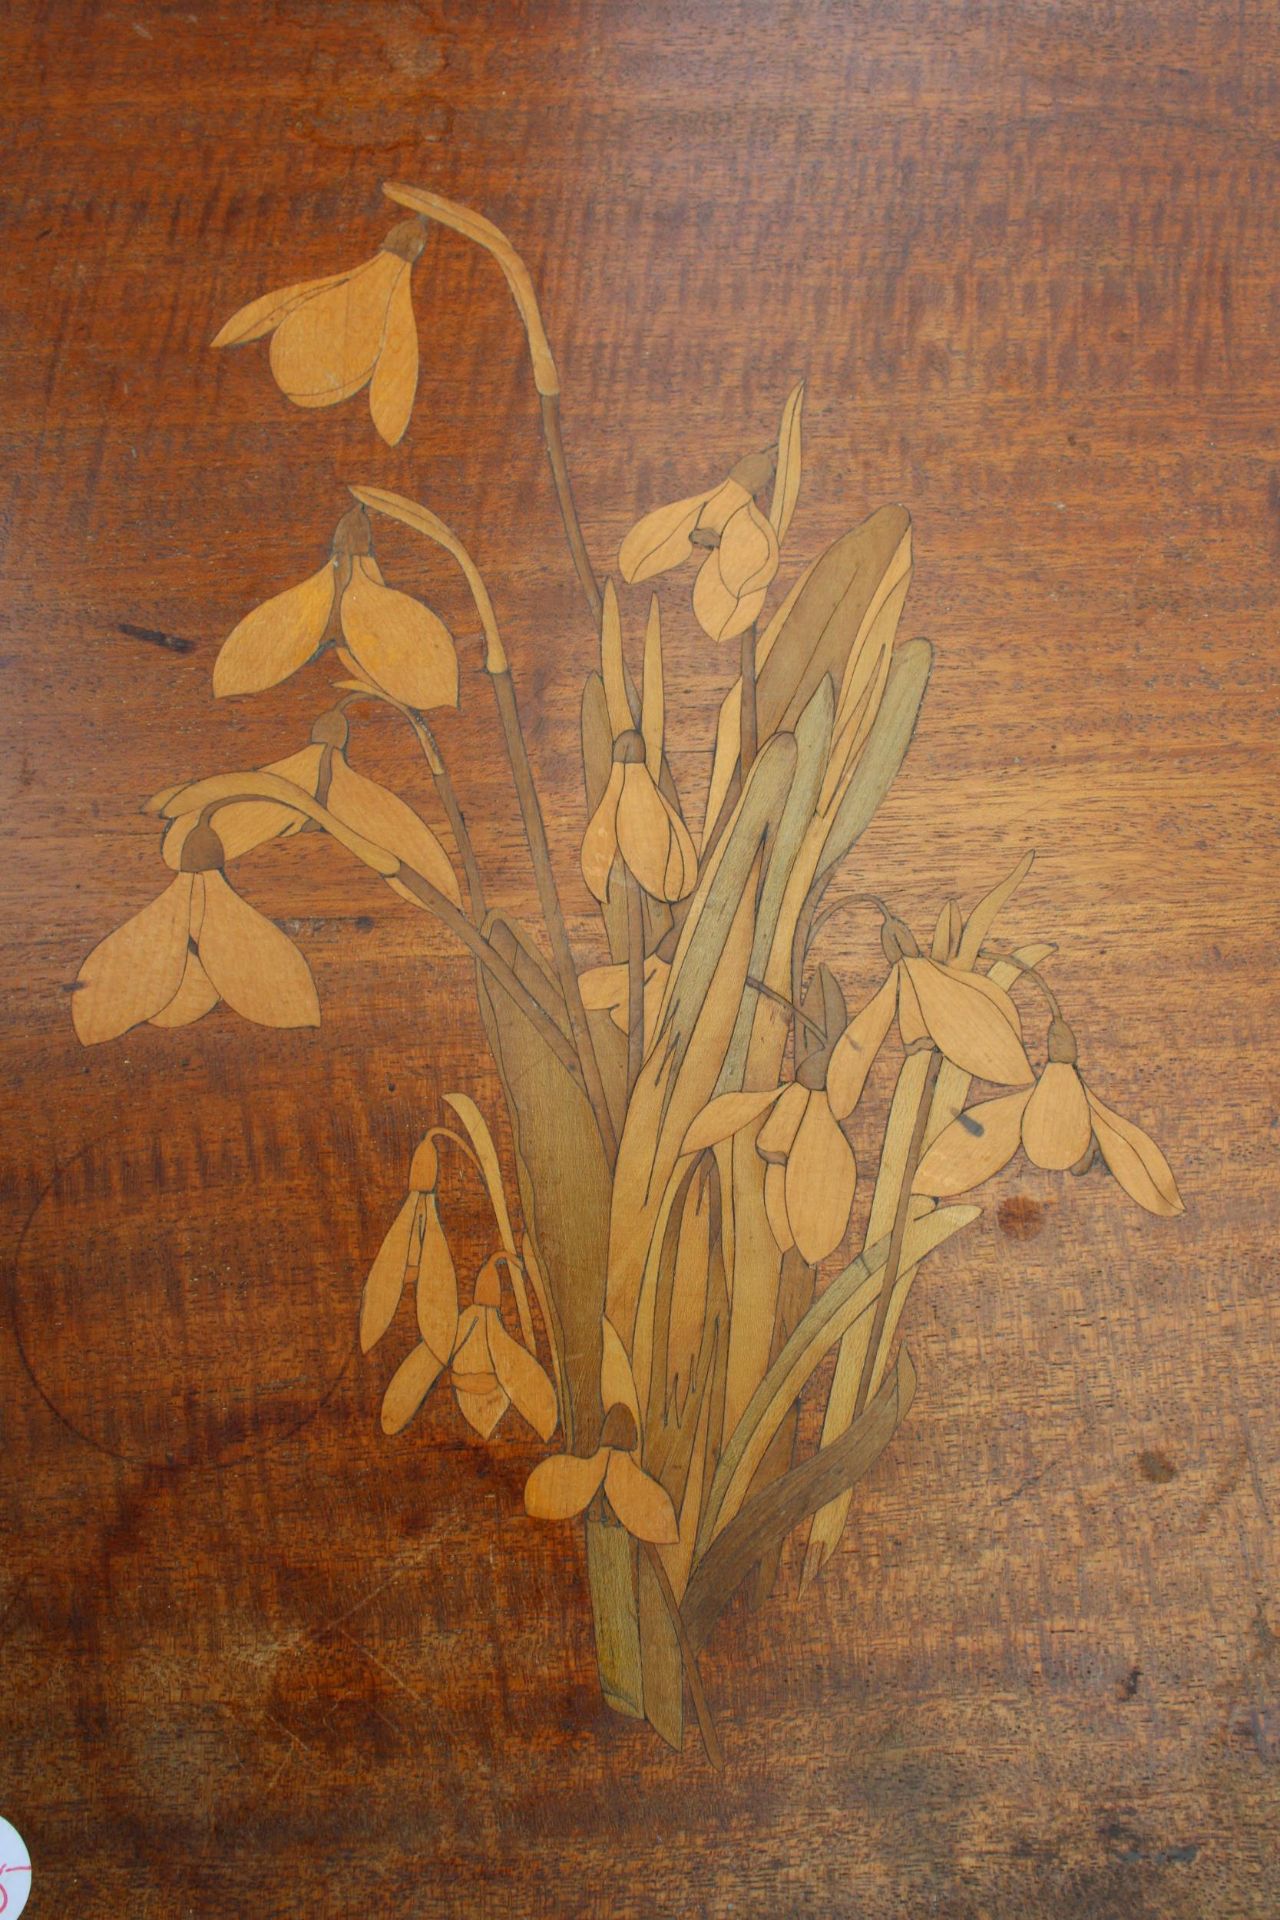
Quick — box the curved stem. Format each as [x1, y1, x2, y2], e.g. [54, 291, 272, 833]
[977, 944, 1064, 1017]
[423, 1124, 486, 1177]
[409, 712, 486, 921]
[542, 392, 603, 627]
[374, 188, 602, 630]
[349, 486, 616, 1159]
[745, 973, 826, 1051]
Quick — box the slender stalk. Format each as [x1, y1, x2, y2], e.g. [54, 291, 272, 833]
[745, 973, 826, 1050]
[641, 1542, 724, 1772]
[852, 1048, 942, 1420]
[542, 391, 603, 628]
[624, 867, 645, 1098]
[409, 714, 486, 922]
[489, 666, 619, 1164]
[739, 621, 758, 774]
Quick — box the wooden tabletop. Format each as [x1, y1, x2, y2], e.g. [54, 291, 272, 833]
[2, 2, 1276, 1915]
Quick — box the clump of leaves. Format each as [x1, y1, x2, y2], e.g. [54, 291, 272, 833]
[76, 184, 1183, 1764]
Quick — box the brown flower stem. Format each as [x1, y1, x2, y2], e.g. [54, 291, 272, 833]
[408, 714, 486, 923]
[745, 973, 826, 1050]
[489, 665, 619, 1164]
[852, 1047, 942, 1420]
[739, 622, 758, 774]
[625, 867, 645, 1098]
[641, 1542, 724, 1772]
[541, 392, 603, 628]
[976, 944, 1064, 1017]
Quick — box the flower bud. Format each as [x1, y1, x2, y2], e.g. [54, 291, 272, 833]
[880, 908, 918, 965]
[1047, 1017, 1079, 1065]
[310, 707, 350, 749]
[600, 1403, 639, 1452]
[473, 1255, 504, 1310]
[177, 820, 226, 873]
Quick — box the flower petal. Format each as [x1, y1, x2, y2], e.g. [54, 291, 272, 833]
[581, 762, 623, 903]
[697, 477, 753, 536]
[604, 1451, 679, 1544]
[757, 1082, 808, 1161]
[268, 251, 401, 405]
[453, 1376, 510, 1439]
[524, 1448, 609, 1522]
[601, 1315, 641, 1420]
[487, 1315, 558, 1441]
[380, 1340, 446, 1435]
[579, 959, 629, 1015]
[913, 1090, 1030, 1196]
[1085, 1087, 1184, 1216]
[213, 565, 335, 697]
[950, 963, 1024, 1039]
[764, 1161, 795, 1250]
[72, 874, 193, 1045]
[904, 957, 1033, 1084]
[826, 972, 898, 1118]
[326, 755, 461, 906]
[1021, 1062, 1092, 1171]
[360, 1192, 423, 1354]
[416, 1194, 459, 1360]
[692, 503, 779, 643]
[196, 871, 320, 1028]
[769, 380, 805, 540]
[149, 948, 220, 1029]
[618, 491, 708, 584]
[786, 1096, 857, 1265]
[340, 558, 459, 711]
[682, 1084, 786, 1155]
[210, 269, 354, 348]
[616, 766, 698, 901]
[367, 264, 418, 446]
[896, 964, 928, 1050]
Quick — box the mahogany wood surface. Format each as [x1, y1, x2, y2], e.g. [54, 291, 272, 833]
[2, 2, 1276, 1914]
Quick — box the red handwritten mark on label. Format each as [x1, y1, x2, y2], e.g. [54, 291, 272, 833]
[0, 1816, 32, 1920]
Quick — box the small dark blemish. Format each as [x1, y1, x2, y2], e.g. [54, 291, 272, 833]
[958, 1111, 984, 1135]
[1138, 1448, 1178, 1484]
[355, 916, 374, 933]
[997, 1195, 1043, 1240]
[117, 622, 196, 655]
[1119, 1665, 1141, 1699]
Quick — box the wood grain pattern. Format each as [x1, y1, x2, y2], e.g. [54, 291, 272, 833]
[1, 1, 1277, 1913]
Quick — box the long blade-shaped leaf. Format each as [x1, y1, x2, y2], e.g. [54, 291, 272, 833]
[700, 1202, 977, 1547]
[814, 637, 932, 884]
[683, 1348, 916, 1651]
[476, 913, 611, 1450]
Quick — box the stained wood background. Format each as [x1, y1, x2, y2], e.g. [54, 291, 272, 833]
[2, 2, 1277, 1914]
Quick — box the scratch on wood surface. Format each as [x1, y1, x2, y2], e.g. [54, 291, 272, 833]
[115, 621, 196, 654]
